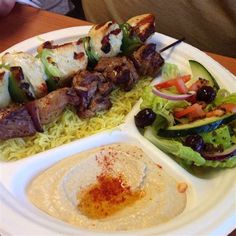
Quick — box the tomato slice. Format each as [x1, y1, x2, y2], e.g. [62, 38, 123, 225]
[155, 75, 191, 94]
[174, 103, 205, 119]
[219, 103, 236, 113]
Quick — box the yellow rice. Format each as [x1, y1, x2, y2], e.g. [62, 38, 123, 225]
[0, 78, 151, 161]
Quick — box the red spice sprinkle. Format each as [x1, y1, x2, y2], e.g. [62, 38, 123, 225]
[90, 174, 130, 203]
[78, 174, 143, 219]
[96, 151, 115, 173]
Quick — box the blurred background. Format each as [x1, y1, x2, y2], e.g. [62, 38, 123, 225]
[27, 0, 236, 58]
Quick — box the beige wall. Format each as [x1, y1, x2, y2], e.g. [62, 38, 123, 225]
[82, 0, 236, 57]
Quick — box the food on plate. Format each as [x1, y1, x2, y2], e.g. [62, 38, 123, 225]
[72, 70, 113, 118]
[0, 105, 36, 140]
[135, 61, 236, 168]
[0, 69, 11, 108]
[0, 13, 166, 161]
[38, 40, 88, 89]
[131, 43, 164, 77]
[88, 21, 123, 58]
[126, 13, 155, 42]
[120, 13, 155, 56]
[94, 56, 139, 91]
[27, 143, 187, 231]
[26, 87, 80, 131]
[2, 52, 48, 99]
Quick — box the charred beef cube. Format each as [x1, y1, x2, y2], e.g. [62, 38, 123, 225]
[131, 43, 164, 77]
[72, 70, 113, 119]
[94, 56, 139, 91]
[72, 70, 113, 109]
[78, 94, 112, 119]
[0, 106, 36, 140]
[26, 87, 80, 131]
[72, 70, 99, 109]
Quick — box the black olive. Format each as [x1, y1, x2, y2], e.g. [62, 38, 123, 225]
[184, 134, 204, 152]
[134, 108, 156, 128]
[196, 86, 216, 103]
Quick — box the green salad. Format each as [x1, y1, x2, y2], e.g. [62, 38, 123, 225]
[135, 61, 236, 168]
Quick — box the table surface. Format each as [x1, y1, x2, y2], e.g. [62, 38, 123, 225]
[0, 4, 235, 236]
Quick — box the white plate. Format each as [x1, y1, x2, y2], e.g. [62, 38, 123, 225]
[0, 26, 236, 236]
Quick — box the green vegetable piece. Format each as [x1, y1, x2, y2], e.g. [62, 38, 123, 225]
[158, 113, 236, 137]
[214, 89, 236, 106]
[82, 36, 99, 68]
[120, 23, 143, 55]
[140, 86, 189, 126]
[232, 135, 236, 144]
[161, 63, 180, 81]
[41, 49, 61, 78]
[144, 126, 206, 166]
[204, 155, 236, 168]
[189, 60, 220, 90]
[0, 63, 10, 70]
[9, 67, 31, 103]
[201, 125, 232, 149]
[46, 77, 59, 91]
[43, 64, 59, 91]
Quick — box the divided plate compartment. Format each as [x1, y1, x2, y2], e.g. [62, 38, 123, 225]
[0, 27, 236, 236]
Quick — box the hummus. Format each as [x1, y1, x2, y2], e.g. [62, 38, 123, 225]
[27, 143, 187, 231]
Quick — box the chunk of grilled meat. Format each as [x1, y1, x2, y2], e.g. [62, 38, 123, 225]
[131, 43, 164, 77]
[0, 105, 36, 140]
[127, 13, 155, 42]
[26, 87, 80, 131]
[94, 56, 139, 91]
[72, 70, 113, 119]
[78, 94, 112, 119]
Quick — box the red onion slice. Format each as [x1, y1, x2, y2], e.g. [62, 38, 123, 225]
[201, 144, 236, 161]
[152, 87, 196, 100]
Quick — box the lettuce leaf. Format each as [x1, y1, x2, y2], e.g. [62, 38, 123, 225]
[141, 87, 189, 126]
[161, 63, 180, 81]
[204, 156, 236, 168]
[144, 126, 236, 168]
[144, 126, 206, 166]
[214, 89, 236, 106]
[200, 125, 232, 149]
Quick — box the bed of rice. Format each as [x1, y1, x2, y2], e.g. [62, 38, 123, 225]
[0, 78, 151, 161]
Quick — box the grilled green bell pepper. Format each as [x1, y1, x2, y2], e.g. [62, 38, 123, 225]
[120, 23, 143, 55]
[9, 67, 33, 103]
[82, 36, 99, 68]
[39, 50, 60, 91]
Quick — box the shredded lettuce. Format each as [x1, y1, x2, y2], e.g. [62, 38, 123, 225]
[161, 63, 180, 81]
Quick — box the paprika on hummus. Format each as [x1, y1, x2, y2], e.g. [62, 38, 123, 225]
[27, 143, 187, 231]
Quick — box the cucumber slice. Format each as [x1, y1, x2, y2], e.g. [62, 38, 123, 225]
[189, 60, 220, 90]
[158, 113, 236, 137]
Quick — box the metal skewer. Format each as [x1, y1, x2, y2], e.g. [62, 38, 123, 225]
[159, 37, 185, 53]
